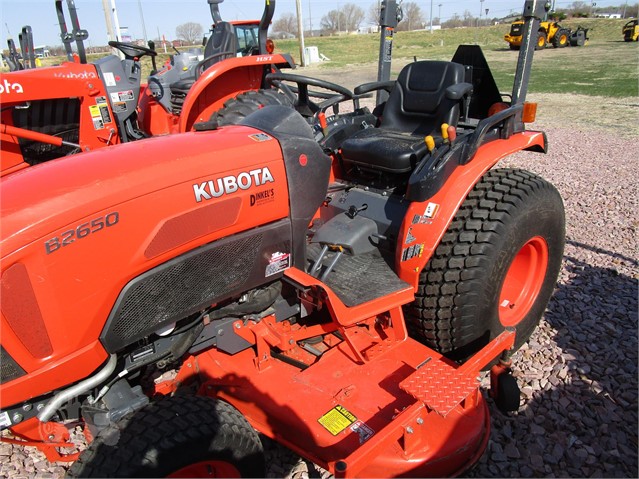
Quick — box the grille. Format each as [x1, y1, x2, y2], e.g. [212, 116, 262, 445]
[103, 234, 263, 351]
[13, 98, 81, 165]
[0, 346, 26, 384]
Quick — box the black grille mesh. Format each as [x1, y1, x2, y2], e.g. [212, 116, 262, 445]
[0, 346, 26, 384]
[13, 98, 81, 165]
[107, 234, 263, 348]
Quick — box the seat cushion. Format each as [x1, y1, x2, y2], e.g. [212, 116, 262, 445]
[170, 78, 196, 94]
[341, 127, 427, 174]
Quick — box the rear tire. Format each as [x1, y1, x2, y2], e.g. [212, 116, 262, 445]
[405, 169, 565, 362]
[552, 29, 570, 48]
[211, 89, 293, 126]
[68, 396, 265, 478]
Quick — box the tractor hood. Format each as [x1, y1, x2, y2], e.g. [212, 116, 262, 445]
[1, 126, 289, 255]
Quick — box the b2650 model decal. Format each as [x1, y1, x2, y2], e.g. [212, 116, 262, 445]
[44, 212, 120, 254]
[193, 167, 274, 203]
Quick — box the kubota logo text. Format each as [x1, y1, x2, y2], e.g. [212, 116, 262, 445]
[0, 79, 24, 94]
[193, 167, 274, 202]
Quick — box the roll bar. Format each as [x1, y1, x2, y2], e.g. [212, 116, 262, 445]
[55, 0, 89, 63]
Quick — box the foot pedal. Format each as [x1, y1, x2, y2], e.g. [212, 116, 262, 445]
[399, 359, 479, 417]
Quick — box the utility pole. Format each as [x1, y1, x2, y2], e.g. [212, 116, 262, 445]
[137, 0, 148, 43]
[108, 0, 122, 41]
[308, 0, 312, 36]
[101, 0, 116, 43]
[438, 4, 442, 26]
[295, 0, 306, 66]
[429, 0, 433, 33]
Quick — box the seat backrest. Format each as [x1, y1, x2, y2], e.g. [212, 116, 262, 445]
[380, 60, 466, 136]
[202, 22, 237, 67]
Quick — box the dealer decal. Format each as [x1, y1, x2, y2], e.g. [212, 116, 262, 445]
[193, 167, 274, 202]
[266, 251, 290, 277]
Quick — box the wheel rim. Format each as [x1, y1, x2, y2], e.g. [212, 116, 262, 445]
[538, 36, 545, 47]
[167, 461, 241, 478]
[498, 236, 549, 327]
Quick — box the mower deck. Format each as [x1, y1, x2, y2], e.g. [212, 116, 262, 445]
[187, 266, 515, 478]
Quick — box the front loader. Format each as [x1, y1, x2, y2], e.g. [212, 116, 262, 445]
[0, 1, 564, 477]
[0, 0, 294, 176]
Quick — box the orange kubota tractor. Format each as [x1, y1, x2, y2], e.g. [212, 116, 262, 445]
[0, 0, 294, 176]
[0, 1, 565, 477]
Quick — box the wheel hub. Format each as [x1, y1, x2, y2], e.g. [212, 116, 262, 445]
[498, 236, 549, 327]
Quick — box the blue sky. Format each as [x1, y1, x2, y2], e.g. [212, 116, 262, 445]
[0, 0, 627, 47]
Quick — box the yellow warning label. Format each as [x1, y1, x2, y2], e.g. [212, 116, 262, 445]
[318, 405, 357, 436]
[89, 105, 101, 118]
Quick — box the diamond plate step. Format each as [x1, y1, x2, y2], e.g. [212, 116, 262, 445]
[399, 359, 479, 417]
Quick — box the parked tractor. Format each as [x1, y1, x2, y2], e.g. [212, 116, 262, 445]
[623, 19, 639, 41]
[505, 18, 588, 49]
[0, 1, 565, 477]
[0, 0, 294, 177]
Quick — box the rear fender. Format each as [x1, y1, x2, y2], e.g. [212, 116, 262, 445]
[178, 54, 295, 133]
[395, 131, 547, 289]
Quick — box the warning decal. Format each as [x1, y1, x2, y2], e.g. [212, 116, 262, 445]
[89, 104, 105, 130]
[265, 251, 290, 277]
[318, 405, 357, 436]
[0, 411, 11, 428]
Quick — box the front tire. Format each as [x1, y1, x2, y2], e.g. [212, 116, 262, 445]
[68, 396, 265, 478]
[536, 31, 547, 50]
[405, 169, 565, 361]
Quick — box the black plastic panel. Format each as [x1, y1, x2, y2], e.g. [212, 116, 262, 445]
[101, 219, 291, 352]
[0, 346, 25, 384]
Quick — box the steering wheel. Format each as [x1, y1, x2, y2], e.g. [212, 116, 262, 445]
[108, 41, 157, 60]
[265, 72, 358, 117]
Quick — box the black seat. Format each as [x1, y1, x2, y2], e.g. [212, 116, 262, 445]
[169, 22, 238, 114]
[201, 22, 238, 70]
[341, 61, 471, 174]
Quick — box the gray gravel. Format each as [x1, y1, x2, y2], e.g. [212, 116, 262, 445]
[2, 119, 637, 478]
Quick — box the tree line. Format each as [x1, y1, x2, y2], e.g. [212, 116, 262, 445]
[272, 1, 639, 37]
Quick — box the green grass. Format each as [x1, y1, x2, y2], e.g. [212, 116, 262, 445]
[276, 18, 639, 98]
[5, 19, 637, 98]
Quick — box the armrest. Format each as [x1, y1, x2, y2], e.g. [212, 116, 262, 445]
[354, 80, 396, 96]
[445, 82, 473, 100]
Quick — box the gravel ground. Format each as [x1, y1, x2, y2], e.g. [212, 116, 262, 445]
[1, 99, 637, 478]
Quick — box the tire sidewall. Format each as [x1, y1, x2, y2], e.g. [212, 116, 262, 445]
[69, 396, 265, 478]
[464, 182, 564, 351]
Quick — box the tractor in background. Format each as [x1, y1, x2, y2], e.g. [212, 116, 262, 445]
[623, 19, 639, 41]
[0, 0, 294, 177]
[505, 18, 589, 49]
